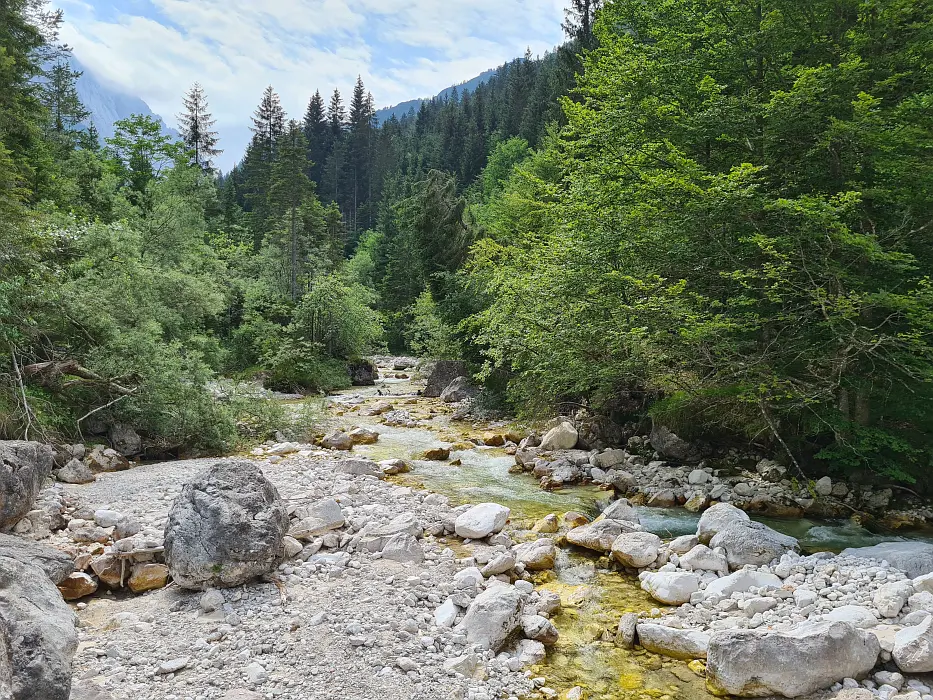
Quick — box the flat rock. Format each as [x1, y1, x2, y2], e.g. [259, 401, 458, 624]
[335, 458, 383, 478]
[289, 498, 346, 539]
[705, 569, 783, 598]
[567, 519, 641, 553]
[640, 571, 701, 605]
[636, 623, 710, 660]
[842, 542, 933, 578]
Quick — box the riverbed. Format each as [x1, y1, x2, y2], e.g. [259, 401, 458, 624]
[322, 367, 933, 700]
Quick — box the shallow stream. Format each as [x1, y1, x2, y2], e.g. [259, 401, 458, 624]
[325, 373, 931, 699]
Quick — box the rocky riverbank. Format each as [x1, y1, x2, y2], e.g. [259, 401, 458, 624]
[5, 358, 933, 700]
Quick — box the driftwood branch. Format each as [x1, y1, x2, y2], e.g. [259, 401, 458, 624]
[24, 360, 136, 395]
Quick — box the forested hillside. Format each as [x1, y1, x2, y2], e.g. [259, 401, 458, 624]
[3, 0, 933, 485]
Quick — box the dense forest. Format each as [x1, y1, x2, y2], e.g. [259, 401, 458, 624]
[2, 0, 933, 485]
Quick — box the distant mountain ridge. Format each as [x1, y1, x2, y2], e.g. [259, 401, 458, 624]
[374, 67, 499, 123]
[69, 56, 178, 140]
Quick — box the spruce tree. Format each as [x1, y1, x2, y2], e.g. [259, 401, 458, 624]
[302, 90, 327, 185]
[270, 120, 312, 301]
[251, 85, 286, 155]
[177, 82, 222, 171]
[325, 88, 346, 202]
[42, 60, 90, 147]
[243, 86, 286, 246]
[562, 0, 603, 48]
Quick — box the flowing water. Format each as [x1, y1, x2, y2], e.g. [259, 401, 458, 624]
[325, 373, 932, 699]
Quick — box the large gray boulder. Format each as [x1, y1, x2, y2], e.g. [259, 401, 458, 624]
[706, 621, 880, 698]
[649, 423, 706, 463]
[164, 461, 288, 590]
[611, 531, 662, 568]
[440, 376, 478, 403]
[709, 520, 798, 569]
[423, 361, 468, 398]
[459, 584, 524, 651]
[893, 614, 933, 672]
[54, 459, 95, 485]
[0, 441, 54, 531]
[0, 554, 78, 700]
[108, 423, 142, 457]
[696, 502, 750, 545]
[540, 422, 579, 451]
[0, 533, 73, 584]
[842, 542, 933, 579]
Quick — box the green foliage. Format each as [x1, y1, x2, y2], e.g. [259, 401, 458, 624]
[404, 291, 459, 359]
[471, 0, 933, 482]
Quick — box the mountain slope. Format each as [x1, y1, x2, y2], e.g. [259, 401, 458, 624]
[375, 67, 498, 123]
[70, 56, 177, 140]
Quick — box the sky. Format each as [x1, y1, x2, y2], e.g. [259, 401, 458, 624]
[56, 0, 567, 169]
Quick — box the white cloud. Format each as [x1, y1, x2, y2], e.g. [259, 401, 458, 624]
[57, 0, 565, 168]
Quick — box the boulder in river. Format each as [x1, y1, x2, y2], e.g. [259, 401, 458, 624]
[696, 502, 750, 545]
[539, 422, 578, 451]
[347, 359, 377, 386]
[706, 620, 880, 698]
[611, 531, 662, 568]
[597, 498, 640, 525]
[639, 571, 701, 605]
[423, 360, 468, 398]
[567, 519, 641, 553]
[649, 423, 707, 463]
[0, 440, 54, 531]
[514, 538, 557, 571]
[164, 461, 289, 590]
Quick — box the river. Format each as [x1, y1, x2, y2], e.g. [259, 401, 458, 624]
[321, 367, 927, 700]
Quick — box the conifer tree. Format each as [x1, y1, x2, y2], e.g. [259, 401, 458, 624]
[251, 85, 286, 156]
[243, 86, 286, 246]
[177, 82, 222, 171]
[270, 120, 312, 301]
[42, 60, 90, 146]
[562, 0, 602, 48]
[302, 90, 327, 185]
[325, 88, 346, 202]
